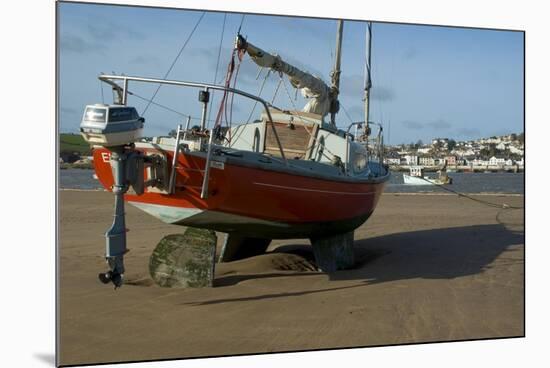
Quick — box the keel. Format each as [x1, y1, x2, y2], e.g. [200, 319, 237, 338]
[218, 234, 272, 262]
[310, 231, 355, 272]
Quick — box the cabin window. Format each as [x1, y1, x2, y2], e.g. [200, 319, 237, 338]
[84, 107, 107, 122]
[109, 107, 138, 122]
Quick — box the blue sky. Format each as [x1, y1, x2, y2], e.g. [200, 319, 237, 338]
[58, 2, 524, 145]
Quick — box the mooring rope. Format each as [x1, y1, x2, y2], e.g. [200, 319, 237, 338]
[416, 175, 524, 209]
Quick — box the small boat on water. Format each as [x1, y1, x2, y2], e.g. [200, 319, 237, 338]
[79, 19, 390, 287]
[403, 166, 452, 185]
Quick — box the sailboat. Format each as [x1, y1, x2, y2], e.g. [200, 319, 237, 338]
[79, 19, 390, 287]
[403, 166, 453, 185]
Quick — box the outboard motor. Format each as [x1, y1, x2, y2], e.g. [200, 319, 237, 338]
[80, 104, 144, 146]
[80, 104, 145, 288]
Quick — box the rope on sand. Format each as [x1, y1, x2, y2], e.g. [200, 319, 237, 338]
[416, 176, 524, 210]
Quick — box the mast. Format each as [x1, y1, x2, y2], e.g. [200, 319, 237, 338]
[364, 22, 373, 136]
[330, 20, 344, 125]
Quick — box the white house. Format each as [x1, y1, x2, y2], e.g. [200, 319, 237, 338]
[496, 142, 507, 150]
[489, 156, 506, 166]
[453, 149, 475, 157]
[419, 156, 435, 166]
[509, 146, 524, 155]
[404, 155, 419, 166]
[417, 147, 431, 154]
[384, 157, 401, 165]
[515, 158, 524, 167]
[472, 158, 489, 167]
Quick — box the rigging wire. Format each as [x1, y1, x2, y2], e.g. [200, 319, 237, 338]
[245, 69, 271, 123]
[128, 89, 217, 124]
[142, 11, 206, 115]
[271, 77, 283, 104]
[207, 12, 227, 126]
[339, 103, 356, 126]
[237, 14, 246, 34]
[225, 14, 246, 132]
[226, 53, 243, 131]
[205, 13, 246, 141]
[130, 91, 189, 118]
[209, 46, 244, 144]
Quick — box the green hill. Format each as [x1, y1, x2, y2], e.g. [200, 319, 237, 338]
[60, 133, 91, 155]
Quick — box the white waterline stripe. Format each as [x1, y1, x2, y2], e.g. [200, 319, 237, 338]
[383, 192, 524, 197]
[253, 182, 377, 196]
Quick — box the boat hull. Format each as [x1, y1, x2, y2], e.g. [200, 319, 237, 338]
[93, 147, 388, 239]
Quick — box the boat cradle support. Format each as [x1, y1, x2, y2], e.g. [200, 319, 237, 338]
[310, 231, 355, 272]
[217, 231, 356, 272]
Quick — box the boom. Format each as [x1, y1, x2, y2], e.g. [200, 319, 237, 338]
[235, 34, 332, 119]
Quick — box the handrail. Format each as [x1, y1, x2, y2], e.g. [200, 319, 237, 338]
[98, 74, 287, 164]
[98, 74, 289, 199]
[99, 75, 279, 118]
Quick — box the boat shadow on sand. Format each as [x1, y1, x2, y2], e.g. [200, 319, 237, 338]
[184, 211, 524, 305]
[330, 223, 523, 285]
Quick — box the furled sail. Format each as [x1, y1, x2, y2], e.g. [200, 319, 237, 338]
[235, 35, 331, 117]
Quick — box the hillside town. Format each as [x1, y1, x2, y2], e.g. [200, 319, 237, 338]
[384, 133, 524, 172]
[60, 132, 525, 173]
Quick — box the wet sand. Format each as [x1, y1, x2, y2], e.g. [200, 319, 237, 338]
[58, 190, 524, 366]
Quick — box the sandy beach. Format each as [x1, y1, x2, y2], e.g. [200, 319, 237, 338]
[58, 190, 524, 366]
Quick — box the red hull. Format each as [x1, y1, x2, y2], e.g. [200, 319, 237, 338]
[93, 147, 387, 236]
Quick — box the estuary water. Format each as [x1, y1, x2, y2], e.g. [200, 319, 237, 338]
[386, 171, 524, 194]
[59, 169, 525, 194]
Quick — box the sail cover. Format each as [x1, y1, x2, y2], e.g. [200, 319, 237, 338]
[237, 36, 331, 117]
